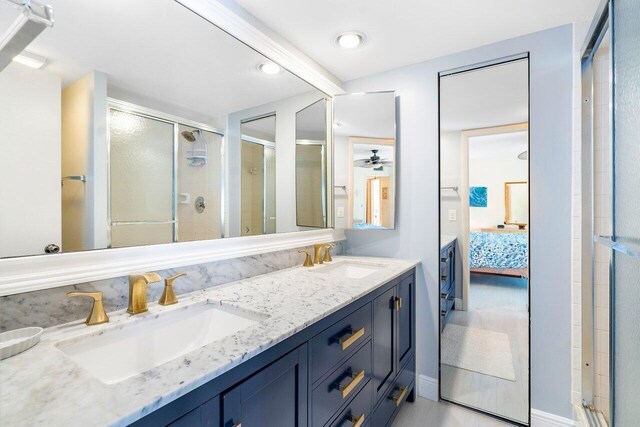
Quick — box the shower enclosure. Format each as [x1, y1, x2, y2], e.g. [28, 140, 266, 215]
[580, 0, 640, 425]
[108, 100, 223, 248]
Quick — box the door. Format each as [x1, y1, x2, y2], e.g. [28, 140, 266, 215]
[396, 275, 415, 369]
[222, 345, 308, 427]
[372, 287, 396, 402]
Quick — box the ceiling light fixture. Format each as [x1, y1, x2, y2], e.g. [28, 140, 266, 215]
[13, 51, 47, 69]
[257, 62, 282, 75]
[336, 32, 365, 49]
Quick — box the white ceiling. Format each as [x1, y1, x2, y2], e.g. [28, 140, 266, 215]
[440, 60, 528, 132]
[0, 0, 319, 121]
[233, 0, 599, 81]
[334, 92, 395, 138]
[469, 132, 528, 160]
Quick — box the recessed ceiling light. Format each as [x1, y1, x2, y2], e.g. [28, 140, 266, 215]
[258, 62, 282, 75]
[336, 32, 365, 49]
[13, 51, 47, 69]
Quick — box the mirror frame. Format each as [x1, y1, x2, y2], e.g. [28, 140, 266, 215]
[0, 0, 346, 296]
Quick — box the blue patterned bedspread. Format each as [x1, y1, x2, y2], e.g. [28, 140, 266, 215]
[352, 222, 387, 230]
[469, 232, 528, 268]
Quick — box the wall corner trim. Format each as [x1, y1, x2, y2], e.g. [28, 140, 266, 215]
[531, 409, 576, 427]
[418, 374, 439, 402]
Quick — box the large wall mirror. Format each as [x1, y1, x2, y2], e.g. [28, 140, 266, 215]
[0, 0, 332, 259]
[333, 92, 397, 230]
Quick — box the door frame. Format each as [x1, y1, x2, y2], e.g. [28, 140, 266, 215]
[459, 122, 529, 311]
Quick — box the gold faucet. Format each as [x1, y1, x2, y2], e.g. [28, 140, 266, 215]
[298, 250, 314, 267]
[323, 243, 336, 262]
[313, 244, 326, 264]
[67, 291, 109, 326]
[159, 273, 187, 306]
[127, 273, 162, 314]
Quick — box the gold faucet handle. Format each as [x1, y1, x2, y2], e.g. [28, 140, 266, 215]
[160, 273, 187, 306]
[323, 243, 336, 262]
[298, 251, 314, 267]
[67, 291, 109, 326]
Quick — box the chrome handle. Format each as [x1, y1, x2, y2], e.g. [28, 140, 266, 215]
[339, 327, 365, 350]
[391, 385, 409, 407]
[45, 243, 60, 254]
[348, 413, 365, 427]
[337, 370, 365, 399]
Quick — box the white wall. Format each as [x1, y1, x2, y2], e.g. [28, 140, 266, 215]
[469, 154, 528, 229]
[343, 25, 574, 419]
[227, 91, 327, 237]
[0, 63, 61, 258]
[61, 71, 109, 252]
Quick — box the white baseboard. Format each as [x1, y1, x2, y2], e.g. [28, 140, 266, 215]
[531, 409, 576, 427]
[418, 374, 438, 401]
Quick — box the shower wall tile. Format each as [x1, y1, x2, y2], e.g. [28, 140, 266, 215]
[0, 241, 344, 332]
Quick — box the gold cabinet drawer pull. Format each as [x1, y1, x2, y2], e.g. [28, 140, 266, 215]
[394, 297, 403, 311]
[348, 413, 365, 427]
[391, 385, 409, 407]
[340, 327, 365, 350]
[338, 370, 365, 399]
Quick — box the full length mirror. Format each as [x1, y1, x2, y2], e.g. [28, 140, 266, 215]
[0, 0, 330, 258]
[333, 92, 396, 230]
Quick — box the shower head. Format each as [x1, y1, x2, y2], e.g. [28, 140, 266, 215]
[181, 130, 197, 142]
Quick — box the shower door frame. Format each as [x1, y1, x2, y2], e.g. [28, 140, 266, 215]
[106, 98, 226, 247]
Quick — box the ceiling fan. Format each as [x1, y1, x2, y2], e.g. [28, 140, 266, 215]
[353, 149, 393, 168]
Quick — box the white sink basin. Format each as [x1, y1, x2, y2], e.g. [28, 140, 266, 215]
[56, 302, 265, 384]
[312, 261, 387, 279]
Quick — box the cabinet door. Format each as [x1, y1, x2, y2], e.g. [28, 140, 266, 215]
[396, 274, 414, 369]
[372, 287, 396, 402]
[222, 345, 308, 427]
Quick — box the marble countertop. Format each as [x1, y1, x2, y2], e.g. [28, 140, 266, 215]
[441, 235, 457, 249]
[0, 256, 418, 427]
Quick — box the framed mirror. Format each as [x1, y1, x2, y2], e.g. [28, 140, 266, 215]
[295, 99, 328, 228]
[0, 0, 331, 259]
[504, 181, 528, 229]
[333, 91, 396, 230]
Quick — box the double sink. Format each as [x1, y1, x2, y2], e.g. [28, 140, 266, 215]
[55, 260, 386, 385]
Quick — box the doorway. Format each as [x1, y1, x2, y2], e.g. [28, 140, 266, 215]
[438, 57, 530, 425]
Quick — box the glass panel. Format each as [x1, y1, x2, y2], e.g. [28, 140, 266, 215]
[109, 109, 174, 223]
[265, 146, 276, 234]
[612, 0, 640, 423]
[111, 223, 173, 248]
[241, 141, 264, 236]
[296, 144, 325, 227]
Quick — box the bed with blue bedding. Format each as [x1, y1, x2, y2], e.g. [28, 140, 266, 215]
[469, 231, 528, 277]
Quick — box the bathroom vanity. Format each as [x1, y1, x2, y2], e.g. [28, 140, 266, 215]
[440, 237, 456, 331]
[0, 257, 417, 427]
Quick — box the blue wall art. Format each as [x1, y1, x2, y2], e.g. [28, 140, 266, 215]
[470, 186, 487, 207]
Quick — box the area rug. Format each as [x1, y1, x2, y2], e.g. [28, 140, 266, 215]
[441, 323, 516, 381]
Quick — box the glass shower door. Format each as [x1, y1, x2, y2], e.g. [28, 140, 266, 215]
[609, 0, 640, 424]
[109, 109, 175, 247]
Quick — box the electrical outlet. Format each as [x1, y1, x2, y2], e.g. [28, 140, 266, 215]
[448, 209, 457, 221]
[337, 207, 345, 218]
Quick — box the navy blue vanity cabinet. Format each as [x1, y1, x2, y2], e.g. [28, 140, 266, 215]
[440, 240, 456, 332]
[131, 268, 416, 427]
[372, 287, 396, 403]
[222, 344, 308, 427]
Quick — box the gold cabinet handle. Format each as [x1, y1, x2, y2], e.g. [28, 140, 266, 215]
[394, 297, 403, 311]
[348, 413, 365, 427]
[67, 291, 109, 326]
[391, 385, 409, 407]
[338, 370, 365, 399]
[159, 272, 187, 306]
[340, 327, 365, 351]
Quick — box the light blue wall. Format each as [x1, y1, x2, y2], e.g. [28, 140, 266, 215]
[343, 25, 573, 418]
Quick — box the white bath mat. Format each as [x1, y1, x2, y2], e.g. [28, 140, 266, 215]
[441, 323, 516, 381]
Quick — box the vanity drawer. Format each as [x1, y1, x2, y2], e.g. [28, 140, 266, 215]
[313, 340, 372, 427]
[311, 302, 372, 383]
[328, 379, 373, 427]
[371, 356, 415, 427]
